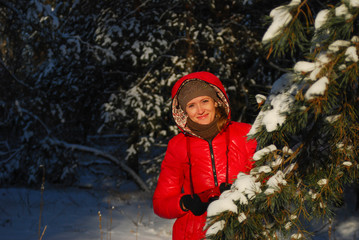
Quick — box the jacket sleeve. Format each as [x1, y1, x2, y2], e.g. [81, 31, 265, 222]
[152, 136, 188, 219]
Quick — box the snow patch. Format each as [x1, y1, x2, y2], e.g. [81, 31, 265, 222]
[262, 0, 301, 42]
[345, 46, 359, 62]
[350, 0, 359, 7]
[315, 9, 330, 29]
[304, 76, 329, 100]
[207, 198, 237, 217]
[206, 220, 225, 236]
[253, 145, 277, 161]
[329, 40, 351, 53]
[265, 171, 287, 195]
[317, 178, 328, 186]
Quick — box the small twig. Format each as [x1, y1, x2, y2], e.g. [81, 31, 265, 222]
[39, 225, 47, 240]
[106, 198, 114, 240]
[117, 207, 138, 226]
[38, 165, 46, 240]
[98, 211, 103, 240]
[109, 206, 114, 240]
[136, 205, 143, 240]
[120, 0, 151, 21]
[267, 60, 292, 73]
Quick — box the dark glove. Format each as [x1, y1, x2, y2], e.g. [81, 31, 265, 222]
[219, 182, 232, 193]
[180, 194, 209, 216]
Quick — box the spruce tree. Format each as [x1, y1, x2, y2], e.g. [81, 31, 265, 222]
[205, 0, 359, 239]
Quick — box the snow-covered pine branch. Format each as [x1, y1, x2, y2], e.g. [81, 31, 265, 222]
[205, 1, 359, 239]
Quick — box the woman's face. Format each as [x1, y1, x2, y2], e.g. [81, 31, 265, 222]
[185, 96, 217, 125]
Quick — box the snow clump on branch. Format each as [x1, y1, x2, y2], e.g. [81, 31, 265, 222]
[262, 0, 301, 42]
[248, 73, 301, 134]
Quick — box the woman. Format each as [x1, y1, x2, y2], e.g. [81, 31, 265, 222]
[153, 71, 257, 240]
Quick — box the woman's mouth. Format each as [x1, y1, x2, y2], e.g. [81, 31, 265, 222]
[197, 114, 208, 120]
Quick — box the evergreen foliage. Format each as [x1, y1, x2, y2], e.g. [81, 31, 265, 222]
[0, 0, 274, 187]
[205, 0, 359, 239]
[0, 0, 120, 185]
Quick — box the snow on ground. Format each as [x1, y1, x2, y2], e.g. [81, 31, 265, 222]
[0, 185, 174, 240]
[0, 183, 358, 240]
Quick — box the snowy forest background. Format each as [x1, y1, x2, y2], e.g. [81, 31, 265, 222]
[1, 0, 359, 239]
[1, 0, 279, 190]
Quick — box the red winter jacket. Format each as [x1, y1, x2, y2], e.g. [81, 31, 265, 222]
[153, 72, 257, 240]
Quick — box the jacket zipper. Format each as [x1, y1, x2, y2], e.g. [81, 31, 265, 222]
[207, 139, 218, 187]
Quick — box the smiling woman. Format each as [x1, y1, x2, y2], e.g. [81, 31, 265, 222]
[152, 71, 257, 240]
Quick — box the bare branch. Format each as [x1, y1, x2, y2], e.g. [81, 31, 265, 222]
[268, 60, 292, 73]
[0, 58, 33, 89]
[48, 138, 150, 192]
[15, 102, 51, 135]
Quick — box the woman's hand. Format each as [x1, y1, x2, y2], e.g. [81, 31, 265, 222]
[180, 194, 209, 216]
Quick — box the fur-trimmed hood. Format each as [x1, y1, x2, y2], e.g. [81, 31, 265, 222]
[171, 72, 231, 133]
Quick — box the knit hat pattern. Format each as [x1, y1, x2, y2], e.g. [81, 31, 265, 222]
[177, 80, 219, 110]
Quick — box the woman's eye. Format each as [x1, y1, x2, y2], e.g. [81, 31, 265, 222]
[202, 99, 209, 103]
[187, 104, 194, 108]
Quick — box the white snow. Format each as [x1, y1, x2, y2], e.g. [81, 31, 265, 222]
[336, 4, 349, 16]
[238, 212, 247, 223]
[265, 170, 287, 195]
[304, 76, 329, 100]
[252, 145, 276, 160]
[257, 165, 272, 173]
[350, 0, 359, 7]
[335, 4, 353, 20]
[261, 95, 289, 131]
[317, 178, 328, 186]
[262, 0, 301, 42]
[343, 161, 353, 167]
[291, 233, 303, 239]
[345, 46, 359, 62]
[249, 73, 301, 134]
[207, 173, 262, 218]
[140, 46, 154, 60]
[282, 146, 293, 154]
[285, 222, 292, 230]
[0, 186, 174, 240]
[294, 61, 316, 73]
[294, 53, 331, 81]
[325, 114, 341, 123]
[328, 40, 351, 52]
[206, 220, 225, 236]
[255, 94, 266, 104]
[271, 156, 283, 167]
[352, 36, 359, 43]
[206, 197, 238, 216]
[232, 173, 262, 200]
[315, 9, 330, 29]
[220, 188, 248, 205]
[0, 184, 358, 240]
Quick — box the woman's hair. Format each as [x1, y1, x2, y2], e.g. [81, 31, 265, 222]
[216, 105, 229, 132]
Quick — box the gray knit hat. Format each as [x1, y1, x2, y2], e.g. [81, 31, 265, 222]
[177, 80, 219, 110]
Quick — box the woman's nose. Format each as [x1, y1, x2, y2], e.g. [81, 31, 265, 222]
[197, 105, 204, 114]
